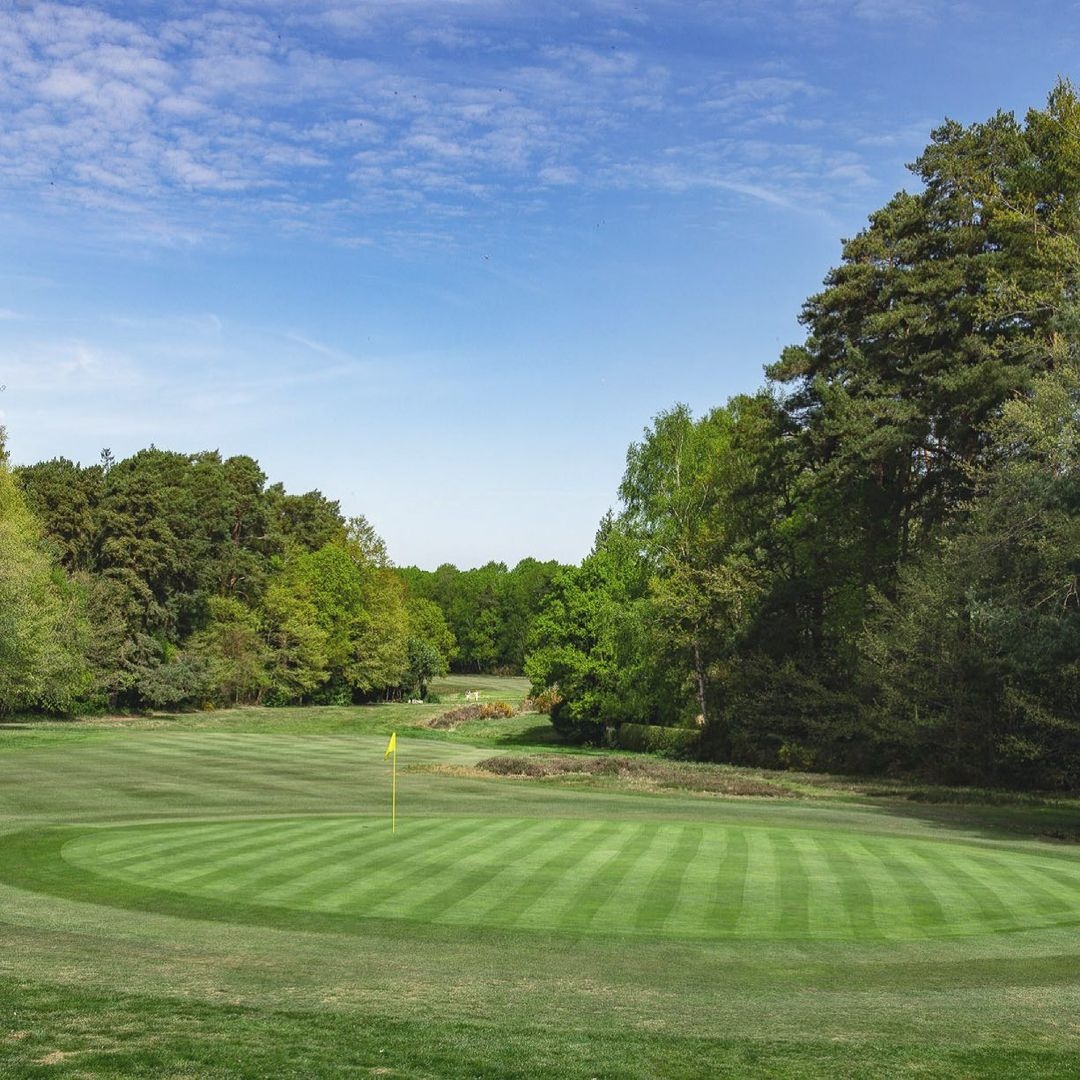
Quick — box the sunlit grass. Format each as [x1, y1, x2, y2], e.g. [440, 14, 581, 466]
[4, 685, 1080, 1076]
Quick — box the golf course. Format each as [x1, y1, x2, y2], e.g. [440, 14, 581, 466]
[2, 676, 1079, 1077]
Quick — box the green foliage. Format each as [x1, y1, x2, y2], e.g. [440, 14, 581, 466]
[863, 352, 1080, 786]
[615, 723, 701, 757]
[531, 396, 779, 747]
[287, 536, 409, 700]
[265, 483, 347, 552]
[526, 524, 671, 743]
[523, 83, 1080, 788]
[763, 79, 1080, 707]
[405, 595, 457, 672]
[711, 654, 865, 772]
[187, 596, 269, 706]
[405, 637, 445, 700]
[621, 401, 769, 743]
[7, 82, 1080, 793]
[0, 461, 89, 714]
[135, 652, 210, 710]
[8, 440, 426, 712]
[16, 456, 103, 572]
[402, 557, 565, 674]
[259, 576, 329, 705]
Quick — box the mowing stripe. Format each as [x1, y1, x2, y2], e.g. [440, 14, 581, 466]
[787, 832, 849, 939]
[630, 823, 704, 934]
[851, 835, 924, 938]
[255, 818, 484, 909]
[144, 820, 351, 889]
[1023, 859, 1080, 903]
[653, 827, 716, 936]
[319, 817, 536, 915]
[212, 818, 468, 904]
[118, 821, 328, 890]
[952, 848, 1041, 929]
[735, 829, 785, 936]
[859, 840, 947, 936]
[817, 836, 879, 939]
[395, 818, 566, 923]
[707, 827, 746, 933]
[180, 819, 364, 895]
[492, 820, 617, 930]
[479, 820, 616, 929]
[970, 850, 1078, 920]
[68, 820, 296, 881]
[54, 813, 1080, 942]
[561, 822, 662, 932]
[770, 830, 811, 937]
[74, 821, 246, 866]
[919, 847, 1021, 932]
[332, 816, 542, 917]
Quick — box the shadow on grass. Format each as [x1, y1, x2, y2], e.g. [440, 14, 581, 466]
[854, 795, 1080, 846]
[488, 722, 563, 748]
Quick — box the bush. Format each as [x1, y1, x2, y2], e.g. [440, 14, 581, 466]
[426, 700, 516, 730]
[479, 700, 515, 719]
[309, 678, 352, 707]
[136, 657, 210, 710]
[778, 741, 817, 771]
[549, 699, 604, 745]
[615, 723, 700, 757]
[530, 687, 563, 715]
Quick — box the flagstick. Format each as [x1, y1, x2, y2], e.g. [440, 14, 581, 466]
[384, 731, 398, 834]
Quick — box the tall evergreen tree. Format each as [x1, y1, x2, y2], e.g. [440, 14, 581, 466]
[764, 80, 1080, 697]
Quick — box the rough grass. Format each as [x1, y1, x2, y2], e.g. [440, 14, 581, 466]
[474, 753, 796, 796]
[426, 700, 518, 730]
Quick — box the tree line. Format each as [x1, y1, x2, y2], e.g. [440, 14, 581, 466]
[2, 444, 564, 713]
[526, 82, 1080, 789]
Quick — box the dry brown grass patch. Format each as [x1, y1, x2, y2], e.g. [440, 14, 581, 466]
[426, 701, 516, 729]
[473, 754, 798, 797]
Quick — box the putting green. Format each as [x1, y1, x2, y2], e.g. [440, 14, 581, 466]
[61, 815, 1080, 941]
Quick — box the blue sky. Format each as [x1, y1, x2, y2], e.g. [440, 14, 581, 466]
[0, 1, 1076, 568]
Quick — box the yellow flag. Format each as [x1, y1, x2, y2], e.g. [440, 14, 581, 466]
[385, 732, 398, 833]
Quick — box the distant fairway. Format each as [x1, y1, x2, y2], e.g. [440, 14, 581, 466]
[61, 814, 1080, 940]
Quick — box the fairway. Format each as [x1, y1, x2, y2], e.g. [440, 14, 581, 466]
[60, 814, 1080, 940]
[5, 709, 1080, 1077]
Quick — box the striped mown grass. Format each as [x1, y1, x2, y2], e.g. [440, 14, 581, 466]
[6, 713, 1080, 1077]
[59, 814, 1080, 940]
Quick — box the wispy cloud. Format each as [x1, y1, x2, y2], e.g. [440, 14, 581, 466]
[0, 338, 146, 394]
[0, 1, 887, 252]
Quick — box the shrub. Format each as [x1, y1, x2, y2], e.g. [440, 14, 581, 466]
[478, 700, 515, 719]
[427, 704, 481, 729]
[615, 723, 700, 758]
[136, 657, 210, 710]
[427, 700, 515, 729]
[309, 678, 352, 707]
[549, 699, 604, 745]
[530, 687, 563, 715]
[778, 742, 817, 771]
